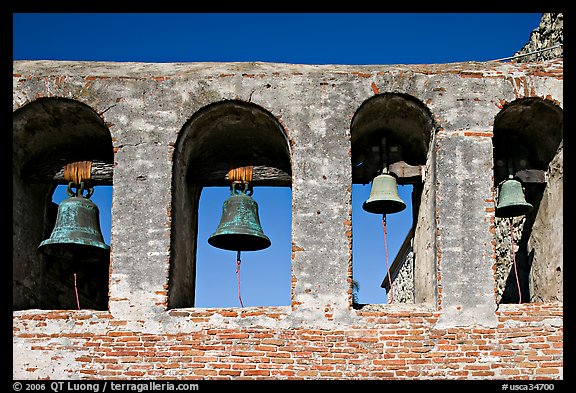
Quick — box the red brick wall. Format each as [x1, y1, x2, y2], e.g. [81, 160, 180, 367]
[13, 303, 562, 380]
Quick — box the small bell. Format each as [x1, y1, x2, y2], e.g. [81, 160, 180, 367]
[363, 172, 406, 215]
[495, 176, 533, 218]
[208, 183, 271, 252]
[38, 182, 110, 263]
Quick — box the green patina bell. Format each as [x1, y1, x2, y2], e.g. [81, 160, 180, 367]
[38, 183, 110, 263]
[208, 184, 271, 252]
[363, 172, 406, 215]
[496, 176, 533, 218]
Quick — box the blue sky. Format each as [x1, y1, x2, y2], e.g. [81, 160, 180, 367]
[14, 13, 543, 307]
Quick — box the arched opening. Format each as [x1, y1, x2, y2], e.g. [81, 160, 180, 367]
[169, 99, 292, 308]
[492, 97, 563, 304]
[350, 92, 436, 307]
[13, 97, 114, 311]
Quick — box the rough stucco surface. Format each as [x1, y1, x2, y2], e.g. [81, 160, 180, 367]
[529, 142, 563, 302]
[13, 59, 562, 321]
[13, 58, 563, 380]
[434, 134, 497, 328]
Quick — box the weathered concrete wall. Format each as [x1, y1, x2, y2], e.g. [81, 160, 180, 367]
[494, 215, 527, 303]
[414, 133, 438, 306]
[529, 142, 563, 302]
[13, 58, 563, 380]
[434, 133, 497, 328]
[389, 238, 415, 304]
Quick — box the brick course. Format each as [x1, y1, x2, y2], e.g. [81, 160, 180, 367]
[13, 303, 562, 380]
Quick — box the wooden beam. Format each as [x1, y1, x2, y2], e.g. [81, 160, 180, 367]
[21, 158, 293, 187]
[389, 161, 422, 184]
[354, 161, 422, 185]
[515, 169, 547, 184]
[20, 159, 114, 185]
[187, 165, 292, 187]
[494, 168, 547, 185]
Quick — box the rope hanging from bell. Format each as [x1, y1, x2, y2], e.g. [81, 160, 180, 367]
[208, 166, 271, 308]
[362, 137, 405, 304]
[382, 214, 394, 303]
[235, 251, 244, 308]
[509, 217, 522, 304]
[46, 160, 97, 310]
[67, 161, 92, 311]
[495, 142, 529, 304]
[67, 161, 89, 310]
[230, 166, 250, 309]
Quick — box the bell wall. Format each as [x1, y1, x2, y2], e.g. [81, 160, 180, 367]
[13, 59, 563, 380]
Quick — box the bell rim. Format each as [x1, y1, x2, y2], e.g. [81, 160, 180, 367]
[38, 241, 110, 263]
[362, 199, 407, 215]
[495, 203, 534, 218]
[38, 238, 110, 250]
[208, 233, 271, 252]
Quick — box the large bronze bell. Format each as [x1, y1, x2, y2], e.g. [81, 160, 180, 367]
[38, 183, 110, 263]
[495, 176, 533, 218]
[363, 172, 406, 215]
[208, 183, 271, 252]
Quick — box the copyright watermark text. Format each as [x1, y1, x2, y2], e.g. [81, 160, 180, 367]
[502, 383, 555, 391]
[13, 382, 199, 393]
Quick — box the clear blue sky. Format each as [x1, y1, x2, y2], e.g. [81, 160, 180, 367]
[14, 13, 543, 307]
